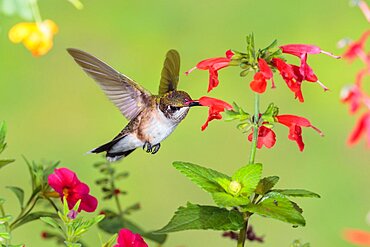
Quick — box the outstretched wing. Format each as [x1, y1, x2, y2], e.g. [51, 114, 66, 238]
[158, 49, 180, 96]
[67, 48, 151, 120]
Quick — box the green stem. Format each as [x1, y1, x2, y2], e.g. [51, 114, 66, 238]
[29, 0, 42, 23]
[9, 196, 39, 230]
[0, 204, 10, 246]
[248, 93, 260, 164]
[237, 213, 250, 247]
[108, 163, 124, 216]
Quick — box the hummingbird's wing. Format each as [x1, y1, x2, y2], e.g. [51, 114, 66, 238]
[158, 49, 180, 96]
[67, 48, 151, 120]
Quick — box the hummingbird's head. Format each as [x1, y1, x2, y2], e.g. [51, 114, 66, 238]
[159, 90, 196, 121]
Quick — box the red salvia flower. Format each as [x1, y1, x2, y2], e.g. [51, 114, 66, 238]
[186, 50, 234, 92]
[344, 229, 370, 246]
[275, 115, 323, 151]
[248, 126, 276, 149]
[343, 30, 370, 62]
[194, 96, 233, 131]
[348, 112, 370, 147]
[250, 59, 275, 93]
[341, 85, 364, 114]
[280, 44, 340, 58]
[48, 168, 98, 212]
[114, 229, 148, 247]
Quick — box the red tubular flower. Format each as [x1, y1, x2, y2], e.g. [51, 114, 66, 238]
[186, 50, 234, 92]
[348, 112, 370, 147]
[248, 126, 276, 149]
[275, 115, 323, 151]
[280, 44, 340, 59]
[48, 168, 98, 212]
[343, 30, 370, 62]
[114, 229, 148, 247]
[250, 59, 275, 93]
[194, 96, 233, 131]
[341, 85, 363, 114]
[344, 229, 370, 246]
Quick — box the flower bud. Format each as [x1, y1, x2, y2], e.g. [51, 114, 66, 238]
[228, 181, 242, 196]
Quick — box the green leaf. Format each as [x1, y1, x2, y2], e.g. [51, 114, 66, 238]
[0, 0, 32, 20]
[155, 202, 244, 233]
[255, 176, 279, 195]
[272, 189, 320, 198]
[0, 232, 11, 240]
[0, 215, 13, 224]
[102, 233, 117, 247]
[211, 192, 249, 207]
[246, 192, 305, 226]
[232, 163, 262, 196]
[67, 0, 83, 9]
[12, 212, 58, 229]
[173, 161, 231, 193]
[0, 159, 15, 169]
[98, 210, 167, 244]
[40, 216, 62, 230]
[65, 242, 81, 247]
[6, 186, 24, 209]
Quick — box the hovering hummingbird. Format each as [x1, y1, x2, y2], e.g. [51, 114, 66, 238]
[67, 48, 200, 162]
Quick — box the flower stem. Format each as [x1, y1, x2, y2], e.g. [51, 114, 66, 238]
[0, 204, 10, 246]
[237, 213, 250, 247]
[249, 93, 260, 164]
[29, 0, 42, 24]
[107, 163, 124, 216]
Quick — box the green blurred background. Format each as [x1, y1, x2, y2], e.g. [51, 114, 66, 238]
[0, 0, 369, 246]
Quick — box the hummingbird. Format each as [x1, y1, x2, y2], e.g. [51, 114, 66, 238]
[67, 48, 200, 162]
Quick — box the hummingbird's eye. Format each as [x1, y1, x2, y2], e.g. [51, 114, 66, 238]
[168, 105, 180, 111]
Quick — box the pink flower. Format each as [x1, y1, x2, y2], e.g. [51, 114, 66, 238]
[186, 50, 234, 92]
[343, 30, 370, 62]
[357, 0, 370, 22]
[348, 112, 370, 147]
[275, 115, 323, 151]
[344, 229, 370, 246]
[48, 168, 98, 212]
[194, 96, 233, 131]
[114, 229, 148, 247]
[248, 126, 276, 149]
[249, 59, 275, 93]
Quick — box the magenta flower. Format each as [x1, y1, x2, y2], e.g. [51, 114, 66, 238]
[114, 229, 148, 247]
[186, 50, 234, 92]
[48, 168, 98, 212]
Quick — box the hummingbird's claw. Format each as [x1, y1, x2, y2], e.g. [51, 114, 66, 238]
[143, 142, 152, 153]
[151, 143, 161, 154]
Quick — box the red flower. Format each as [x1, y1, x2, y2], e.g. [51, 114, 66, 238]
[250, 59, 274, 93]
[114, 229, 148, 247]
[186, 50, 234, 92]
[248, 126, 276, 149]
[344, 229, 370, 246]
[194, 96, 233, 131]
[48, 168, 98, 212]
[280, 44, 340, 59]
[348, 112, 370, 147]
[343, 30, 370, 62]
[341, 85, 364, 114]
[275, 115, 323, 151]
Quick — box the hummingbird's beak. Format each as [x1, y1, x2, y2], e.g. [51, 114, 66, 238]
[188, 101, 201, 107]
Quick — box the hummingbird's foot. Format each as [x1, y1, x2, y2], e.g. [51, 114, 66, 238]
[151, 143, 161, 154]
[143, 141, 152, 153]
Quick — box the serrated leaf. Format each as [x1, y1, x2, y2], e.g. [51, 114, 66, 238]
[0, 159, 15, 169]
[246, 192, 305, 226]
[232, 163, 262, 196]
[6, 186, 24, 209]
[155, 203, 244, 233]
[272, 189, 320, 198]
[173, 161, 230, 193]
[12, 212, 58, 229]
[255, 176, 279, 195]
[98, 210, 167, 244]
[211, 192, 249, 207]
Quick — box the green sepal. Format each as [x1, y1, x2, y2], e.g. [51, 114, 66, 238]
[232, 163, 262, 196]
[291, 240, 311, 247]
[0, 121, 6, 153]
[224, 102, 250, 122]
[272, 189, 320, 198]
[101, 233, 118, 247]
[211, 192, 249, 207]
[246, 33, 256, 64]
[64, 242, 81, 247]
[6, 186, 24, 209]
[246, 192, 305, 226]
[67, 0, 83, 10]
[172, 161, 231, 194]
[255, 176, 280, 195]
[261, 103, 279, 124]
[155, 202, 244, 234]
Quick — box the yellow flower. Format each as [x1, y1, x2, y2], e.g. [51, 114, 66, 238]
[8, 20, 58, 56]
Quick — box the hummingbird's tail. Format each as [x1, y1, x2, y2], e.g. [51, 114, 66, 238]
[88, 137, 136, 162]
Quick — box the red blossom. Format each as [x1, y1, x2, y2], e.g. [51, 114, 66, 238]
[194, 96, 233, 131]
[275, 115, 323, 151]
[343, 30, 370, 62]
[48, 168, 98, 212]
[348, 112, 370, 147]
[114, 229, 148, 247]
[341, 85, 364, 114]
[248, 126, 276, 149]
[250, 59, 275, 93]
[344, 229, 370, 246]
[280, 44, 340, 59]
[186, 50, 234, 92]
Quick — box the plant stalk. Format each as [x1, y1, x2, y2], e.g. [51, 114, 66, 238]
[237, 213, 250, 247]
[249, 93, 260, 164]
[0, 204, 10, 246]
